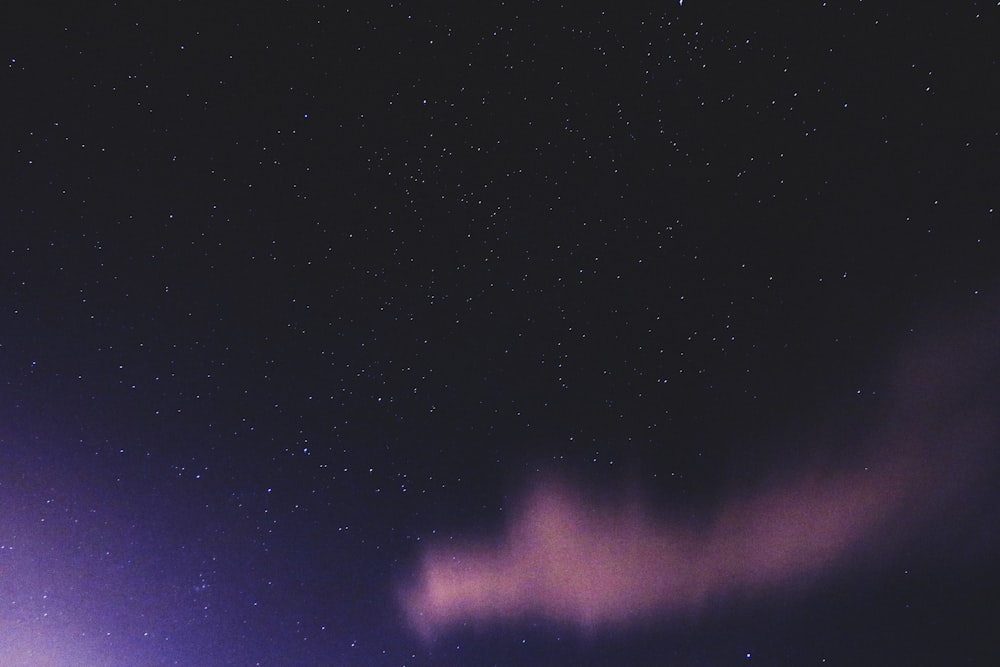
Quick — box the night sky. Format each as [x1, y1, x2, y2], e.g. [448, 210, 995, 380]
[3, 3, 999, 665]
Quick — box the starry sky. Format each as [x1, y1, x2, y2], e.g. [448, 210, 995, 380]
[2, 2, 999, 665]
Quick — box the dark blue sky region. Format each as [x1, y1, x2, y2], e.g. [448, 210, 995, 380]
[2, 3, 999, 665]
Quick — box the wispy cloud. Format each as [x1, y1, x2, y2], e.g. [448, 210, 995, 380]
[400, 306, 999, 640]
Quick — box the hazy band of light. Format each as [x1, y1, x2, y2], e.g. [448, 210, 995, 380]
[400, 308, 998, 640]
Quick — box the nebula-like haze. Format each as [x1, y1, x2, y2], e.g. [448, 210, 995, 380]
[400, 306, 999, 640]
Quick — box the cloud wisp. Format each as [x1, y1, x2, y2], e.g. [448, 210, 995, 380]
[399, 307, 999, 641]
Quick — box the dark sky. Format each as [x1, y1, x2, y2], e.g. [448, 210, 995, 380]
[2, 3, 999, 665]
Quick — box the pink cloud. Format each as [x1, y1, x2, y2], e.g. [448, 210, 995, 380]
[400, 307, 999, 641]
